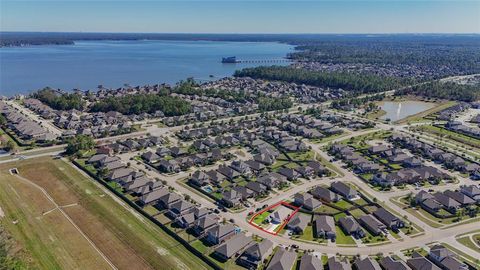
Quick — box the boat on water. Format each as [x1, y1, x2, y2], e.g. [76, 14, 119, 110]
[221, 56, 240, 63]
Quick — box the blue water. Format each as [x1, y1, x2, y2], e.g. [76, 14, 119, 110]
[0, 40, 293, 96]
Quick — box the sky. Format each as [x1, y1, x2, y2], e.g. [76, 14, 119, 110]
[1, 0, 479, 34]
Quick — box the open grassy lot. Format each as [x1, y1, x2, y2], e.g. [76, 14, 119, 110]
[0, 157, 210, 270]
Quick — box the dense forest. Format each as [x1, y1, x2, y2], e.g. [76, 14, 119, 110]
[32, 88, 85, 110]
[234, 66, 409, 94]
[290, 39, 480, 76]
[396, 82, 480, 102]
[89, 94, 192, 116]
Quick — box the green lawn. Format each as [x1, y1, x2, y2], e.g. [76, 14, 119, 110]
[314, 205, 340, 215]
[297, 225, 315, 241]
[334, 212, 347, 222]
[333, 200, 353, 210]
[335, 226, 356, 245]
[349, 208, 366, 218]
[253, 211, 271, 225]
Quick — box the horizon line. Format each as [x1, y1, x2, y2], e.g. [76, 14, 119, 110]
[1, 31, 480, 35]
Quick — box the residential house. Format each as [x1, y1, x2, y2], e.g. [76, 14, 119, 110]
[294, 193, 321, 211]
[158, 159, 180, 173]
[166, 199, 194, 218]
[217, 165, 241, 181]
[328, 257, 352, 270]
[373, 208, 404, 231]
[433, 192, 461, 213]
[257, 172, 288, 190]
[299, 254, 322, 270]
[230, 160, 253, 178]
[221, 189, 242, 207]
[310, 186, 339, 203]
[286, 213, 310, 234]
[358, 215, 387, 236]
[189, 170, 211, 187]
[338, 217, 365, 238]
[266, 248, 297, 270]
[269, 206, 292, 224]
[205, 224, 237, 245]
[142, 151, 161, 163]
[460, 185, 480, 202]
[192, 214, 218, 235]
[238, 239, 274, 270]
[139, 188, 169, 206]
[331, 182, 359, 200]
[157, 192, 182, 210]
[444, 190, 475, 206]
[213, 233, 252, 261]
[379, 256, 409, 270]
[314, 215, 336, 241]
[244, 160, 266, 174]
[353, 258, 381, 270]
[407, 252, 441, 270]
[245, 181, 268, 197]
[278, 167, 301, 181]
[429, 245, 468, 270]
[307, 161, 328, 176]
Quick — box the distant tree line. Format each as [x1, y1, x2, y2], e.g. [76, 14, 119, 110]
[234, 66, 409, 94]
[290, 39, 480, 76]
[90, 94, 192, 116]
[32, 88, 85, 110]
[396, 82, 480, 102]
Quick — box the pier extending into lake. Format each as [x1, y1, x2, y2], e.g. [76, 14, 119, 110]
[236, 59, 290, 63]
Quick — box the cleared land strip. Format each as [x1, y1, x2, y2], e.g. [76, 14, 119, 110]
[12, 173, 118, 270]
[0, 157, 210, 270]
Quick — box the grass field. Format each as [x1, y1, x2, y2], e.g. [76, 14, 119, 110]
[0, 157, 210, 270]
[456, 236, 480, 252]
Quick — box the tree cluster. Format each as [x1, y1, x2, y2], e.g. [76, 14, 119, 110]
[258, 97, 293, 112]
[396, 82, 480, 102]
[172, 79, 255, 104]
[65, 135, 96, 155]
[32, 88, 85, 110]
[331, 94, 385, 110]
[234, 66, 409, 94]
[90, 94, 192, 116]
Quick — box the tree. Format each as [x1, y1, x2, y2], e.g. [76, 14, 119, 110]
[4, 141, 15, 152]
[65, 135, 95, 155]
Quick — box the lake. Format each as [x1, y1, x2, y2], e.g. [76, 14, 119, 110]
[0, 40, 293, 96]
[379, 100, 436, 122]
